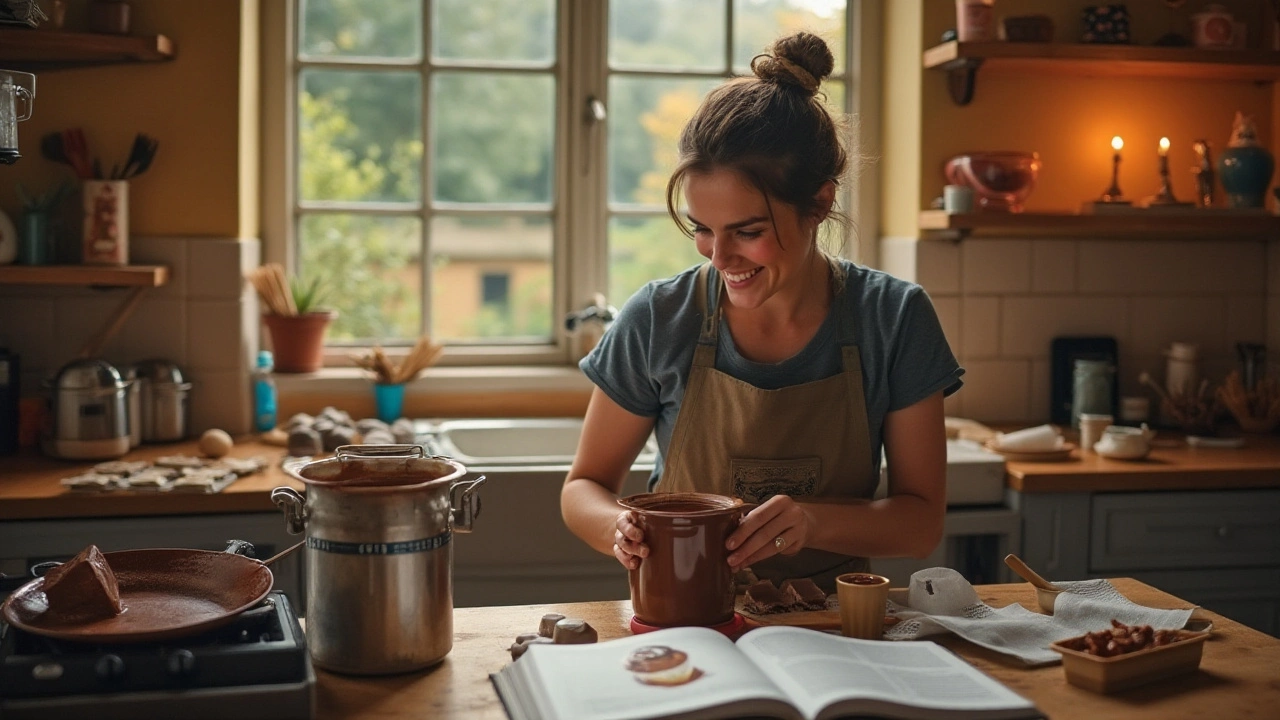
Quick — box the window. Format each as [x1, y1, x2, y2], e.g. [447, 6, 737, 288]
[274, 0, 859, 365]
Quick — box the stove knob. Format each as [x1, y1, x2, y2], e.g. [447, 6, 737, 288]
[167, 649, 197, 677]
[95, 654, 125, 681]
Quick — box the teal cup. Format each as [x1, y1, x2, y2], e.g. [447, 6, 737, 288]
[374, 383, 406, 423]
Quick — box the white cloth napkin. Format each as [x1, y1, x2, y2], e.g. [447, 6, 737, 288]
[883, 569, 1195, 666]
[993, 424, 1064, 452]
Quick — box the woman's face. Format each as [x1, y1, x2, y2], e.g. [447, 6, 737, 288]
[684, 168, 817, 311]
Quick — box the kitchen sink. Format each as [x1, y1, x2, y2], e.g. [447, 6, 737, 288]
[414, 417, 658, 467]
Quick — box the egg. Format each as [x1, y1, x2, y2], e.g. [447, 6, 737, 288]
[198, 428, 234, 458]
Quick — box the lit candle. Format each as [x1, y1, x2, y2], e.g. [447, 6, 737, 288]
[1158, 137, 1170, 157]
[1112, 135, 1124, 157]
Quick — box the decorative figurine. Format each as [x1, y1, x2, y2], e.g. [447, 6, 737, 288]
[1192, 139, 1215, 208]
[1217, 112, 1275, 208]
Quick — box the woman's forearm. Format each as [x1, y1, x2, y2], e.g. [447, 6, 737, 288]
[800, 493, 945, 559]
[561, 477, 627, 556]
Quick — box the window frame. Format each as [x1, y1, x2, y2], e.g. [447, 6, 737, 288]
[259, 0, 878, 372]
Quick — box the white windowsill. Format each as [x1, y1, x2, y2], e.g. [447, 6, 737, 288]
[272, 365, 594, 395]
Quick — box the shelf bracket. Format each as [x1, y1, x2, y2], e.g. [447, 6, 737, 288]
[944, 59, 984, 106]
[77, 286, 148, 359]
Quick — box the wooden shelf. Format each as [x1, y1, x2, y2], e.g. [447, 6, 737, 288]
[0, 264, 168, 287]
[923, 40, 1280, 105]
[919, 210, 1280, 240]
[0, 29, 174, 71]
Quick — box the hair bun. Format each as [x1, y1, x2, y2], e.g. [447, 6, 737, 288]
[751, 32, 834, 94]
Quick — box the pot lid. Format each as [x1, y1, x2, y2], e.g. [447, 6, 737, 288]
[53, 359, 124, 390]
[135, 358, 187, 385]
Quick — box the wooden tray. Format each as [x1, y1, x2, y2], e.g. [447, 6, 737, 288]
[735, 589, 911, 631]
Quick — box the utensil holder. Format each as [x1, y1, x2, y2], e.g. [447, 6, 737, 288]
[82, 180, 128, 265]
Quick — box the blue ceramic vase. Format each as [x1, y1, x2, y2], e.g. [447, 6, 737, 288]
[1218, 145, 1274, 208]
[1217, 112, 1274, 209]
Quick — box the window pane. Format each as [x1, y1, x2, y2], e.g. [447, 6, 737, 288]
[607, 76, 718, 207]
[299, 70, 422, 203]
[432, 72, 555, 204]
[298, 213, 422, 343]
[608, 215, 705, 306]
[732, 0, 846, 76]
[609, 0, 726, 71]
[432, 0, 555, 64]
[430, 216, 553, 342]
[300, 0, 421, 59]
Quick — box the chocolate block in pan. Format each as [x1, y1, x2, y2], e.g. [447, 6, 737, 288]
[743, 580, 790, 614]
[781, 578, 828, 611]
[41, 545, 123, 621]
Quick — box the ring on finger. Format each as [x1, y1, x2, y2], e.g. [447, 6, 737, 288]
[774, 535, 786, 550]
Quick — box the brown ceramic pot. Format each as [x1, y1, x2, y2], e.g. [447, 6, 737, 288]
[262, 310, 337, 373]
[620, 492, 749, 628]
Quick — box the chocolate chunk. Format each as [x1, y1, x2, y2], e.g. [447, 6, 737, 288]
[743, 580, 789, 614]
[552, 618, 598, 644]
[287, 426, 323, 456]
[781, 578, 828, 611]
[514, 632, 540, 645]
[41, 545, 122, 621]
[509, 636, 553, 660]
[538, 613, 566, 637]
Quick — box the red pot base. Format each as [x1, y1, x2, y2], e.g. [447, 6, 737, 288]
[630, 613, 747, 639]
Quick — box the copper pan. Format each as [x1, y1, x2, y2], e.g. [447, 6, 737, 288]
[0, 541, 301, 643]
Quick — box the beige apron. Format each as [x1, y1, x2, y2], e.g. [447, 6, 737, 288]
[656, 262, 878, 592]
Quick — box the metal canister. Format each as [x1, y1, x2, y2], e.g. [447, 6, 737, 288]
[134, 359, 191, 442]
[273, 445, 484, 675]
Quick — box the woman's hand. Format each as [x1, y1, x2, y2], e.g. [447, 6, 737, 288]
[725, 495, 814, 572]
[613, 510, 648, 570]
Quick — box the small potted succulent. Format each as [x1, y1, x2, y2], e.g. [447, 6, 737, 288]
[247, 263, 337, 373]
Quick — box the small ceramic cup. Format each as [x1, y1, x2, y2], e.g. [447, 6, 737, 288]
[1078, 413, 1113, 453]
[943, 184, 975, 214]
[836, 572, 890, 640]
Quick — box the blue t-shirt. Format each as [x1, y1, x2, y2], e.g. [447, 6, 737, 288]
[580, 259, 964, 487]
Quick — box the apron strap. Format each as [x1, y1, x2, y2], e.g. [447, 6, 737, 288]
[692, 263, 719, 368]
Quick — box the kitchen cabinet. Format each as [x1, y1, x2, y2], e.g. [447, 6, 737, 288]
[1010, 487, 1280, 636]
[0, 28, 174, 72]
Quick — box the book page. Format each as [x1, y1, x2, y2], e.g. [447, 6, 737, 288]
[510, 626, 800, 720]
[736, 627, 1036, 720]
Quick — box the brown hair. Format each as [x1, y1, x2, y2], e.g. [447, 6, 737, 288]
[664, 32, 848, 244]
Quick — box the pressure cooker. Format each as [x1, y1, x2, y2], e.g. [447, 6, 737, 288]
[274, 445, 485, 675]
[41, 358, 131, 460]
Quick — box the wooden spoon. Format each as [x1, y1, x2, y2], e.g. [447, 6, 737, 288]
[1004, 553, 1063, 592]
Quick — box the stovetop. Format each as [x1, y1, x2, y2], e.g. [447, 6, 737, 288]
[0, 591, 314, 720]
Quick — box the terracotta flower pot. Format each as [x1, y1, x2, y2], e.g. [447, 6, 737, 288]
[262, 311, 337, 373]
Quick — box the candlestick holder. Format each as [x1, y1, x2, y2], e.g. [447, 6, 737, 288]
[1098, 151, 1128, 204]
[1141, 151, 1193, 208]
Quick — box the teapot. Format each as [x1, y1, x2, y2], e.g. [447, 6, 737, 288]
[1094, 424, 1155, 460]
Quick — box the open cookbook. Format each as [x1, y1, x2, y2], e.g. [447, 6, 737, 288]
[491, 625, 1043, 720]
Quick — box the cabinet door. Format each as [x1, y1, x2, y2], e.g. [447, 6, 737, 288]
[1089, 490, 1280, 572]
[1130, 567, 1280, 637]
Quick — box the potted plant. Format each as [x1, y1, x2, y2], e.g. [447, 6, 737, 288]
[247, 263, 337, 373]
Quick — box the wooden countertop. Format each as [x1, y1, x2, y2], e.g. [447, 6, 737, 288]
[0, 439, 301, 521]
[1003, 433, 1280, 493]
[314, 578, 1280, 720]
[3, 432, 1279, 521]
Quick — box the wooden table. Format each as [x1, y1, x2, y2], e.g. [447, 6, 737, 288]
[314, 578, 1280, 719]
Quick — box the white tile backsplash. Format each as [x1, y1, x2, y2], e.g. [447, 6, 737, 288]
[4, 236, 255, 435]
[878, 236, 919, 283]
[960, 296, 999, 358]
[1031, 240, 1076, 294]
[899, 234, 1276, 425]
[1001, 296, 1130, 358]
[931, 296, 961, 357]
[1078, 240, 1265, 295]
[961, 239, 1031, 294]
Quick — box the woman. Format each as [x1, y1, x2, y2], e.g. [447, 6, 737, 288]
[561, 32, 963, 591]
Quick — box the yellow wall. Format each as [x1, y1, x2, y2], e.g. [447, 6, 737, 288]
[881, 0, 924, 237]
[895, 0, 1277, 221]
[2, 0, 249, 237]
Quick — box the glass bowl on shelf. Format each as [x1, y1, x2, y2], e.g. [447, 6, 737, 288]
[944, 151, 1042, 212]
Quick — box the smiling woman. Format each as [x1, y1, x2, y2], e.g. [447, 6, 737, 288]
[561, 31, 963, 598]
